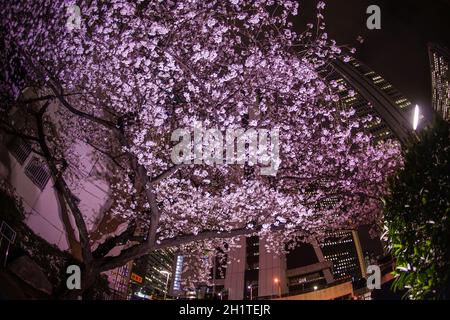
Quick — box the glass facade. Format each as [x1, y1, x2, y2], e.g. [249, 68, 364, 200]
[329, 56, 414, 143]
[320, 231, 362, 281]
[128, 249, 175, 300]
[428, 43, 450, 121]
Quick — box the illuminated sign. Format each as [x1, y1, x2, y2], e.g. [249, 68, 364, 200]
[131, 273, 143, 283]
[173, 255, 184, 291]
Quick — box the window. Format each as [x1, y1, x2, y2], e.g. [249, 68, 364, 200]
[24, 157, 51, 190]
[8, 137, 32, 165]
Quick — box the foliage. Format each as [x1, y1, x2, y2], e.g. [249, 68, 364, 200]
[384, 117, 450, 299]
[1, 0, 402, 288]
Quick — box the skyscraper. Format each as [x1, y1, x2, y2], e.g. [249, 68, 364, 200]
[428, 43, 450, 121]
[330, 57, 416, 143]
[128, 249, 175, 300]
[319, 231, 366, 281]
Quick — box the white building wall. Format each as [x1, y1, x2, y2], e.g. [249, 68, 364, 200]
[258, 238, 287, 298]
[3, 139, 110, 253]
[224, 237, 246, 300]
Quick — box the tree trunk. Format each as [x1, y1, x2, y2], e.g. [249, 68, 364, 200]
[61, 264, 100, 300]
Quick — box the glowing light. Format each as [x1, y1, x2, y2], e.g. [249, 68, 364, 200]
[413, 105, 420, 131]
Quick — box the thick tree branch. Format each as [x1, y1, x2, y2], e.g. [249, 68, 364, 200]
[34, 102, 93, 264]
[18, 93, 80, 105]
[148, 165, 182, 186]
[99, 224, 285, 272]
[92, 222, 139, 259]
[0, 124, 40, 142]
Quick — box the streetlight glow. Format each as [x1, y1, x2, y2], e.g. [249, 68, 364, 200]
[248, 285, 253, 300]
[413, 104, 420, 131]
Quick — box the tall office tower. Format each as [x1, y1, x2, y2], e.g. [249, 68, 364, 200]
[319, 231, 366, 281]
[428, 43, 450, 121]
[330, 57, 415, 143]
[128, 249, 175, 300]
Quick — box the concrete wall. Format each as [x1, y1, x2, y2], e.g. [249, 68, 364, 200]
[224, 237, 246, 300]
[276, 281, 354, 300]
[258, 238, 288, 297]
[2, 140, 110, 254]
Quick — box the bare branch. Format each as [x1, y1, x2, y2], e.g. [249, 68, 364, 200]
[148, 165, 182, 186]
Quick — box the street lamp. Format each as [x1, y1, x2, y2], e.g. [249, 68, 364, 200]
[274, 277, 281, 298]
[160, 270, 170, 300]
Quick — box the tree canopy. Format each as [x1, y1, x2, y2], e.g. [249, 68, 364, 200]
[1, 0, 402, 291]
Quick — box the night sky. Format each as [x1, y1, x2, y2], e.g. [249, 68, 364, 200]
[294, 0, 450, 120]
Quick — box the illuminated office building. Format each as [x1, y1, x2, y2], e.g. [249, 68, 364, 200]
[128, 249, 175, 300]
[172, 255, 184, 294]
[106, 261, 133, 300]
[171, 250, 228, 300]
[428, 43, 450, 120]
[319, 231, 366, 281]
[330, 57, 416, 143]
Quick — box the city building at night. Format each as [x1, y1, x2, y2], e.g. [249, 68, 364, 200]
[106, 262, 133, 300]
[0, 90, 111, 256]
[1, 0, 449, 305]
[319, 231, 366, 282]
[428, 43, 450, 121]
[127, 249, 175, 300]
[173, 230, 367, 300]
[330, 57, 417, 143]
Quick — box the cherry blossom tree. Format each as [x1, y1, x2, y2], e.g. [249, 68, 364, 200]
[0, 0, 402, 295]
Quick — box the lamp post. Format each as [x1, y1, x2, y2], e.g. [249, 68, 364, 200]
[160, 270, 170, 300]
[248, 285, 253, 301]
[274, 277, 281, 298]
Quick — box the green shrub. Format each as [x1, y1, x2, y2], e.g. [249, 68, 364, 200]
[384, 117, 450, 299]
